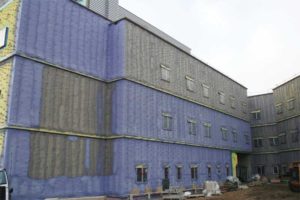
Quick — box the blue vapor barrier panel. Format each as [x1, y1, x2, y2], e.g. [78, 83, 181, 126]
[8, 57, 43, 128]
[111, 80, 252, 152]
[108, 139, 232, 196]
[106, 21, 126, 80]
[3, 130, 110, 200]
[16, 0, 125, 80]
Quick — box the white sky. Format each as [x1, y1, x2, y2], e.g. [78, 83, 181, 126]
[119, 0, 300, 95]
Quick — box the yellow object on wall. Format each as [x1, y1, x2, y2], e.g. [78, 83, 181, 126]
[231, 152, 238, 177]
[0, 0, 21, 58]
[0, 60, 12, 127]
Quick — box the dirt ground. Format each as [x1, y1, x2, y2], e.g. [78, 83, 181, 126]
[198, 183, 300, 200]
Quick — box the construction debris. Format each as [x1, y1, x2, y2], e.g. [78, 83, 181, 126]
[203, 181, 221, 197]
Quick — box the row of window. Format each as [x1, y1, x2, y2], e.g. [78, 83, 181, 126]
[253, 129, 299, 148]
[136, 164, 231, 183]
[160, 65, 247, 113]
[256, 164, 288, 176]
[251, 98, 297, 121]
[162, 113, 250, 144]
[275, 98, 296, 114]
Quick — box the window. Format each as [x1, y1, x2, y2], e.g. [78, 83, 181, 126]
[161, 64, 170, 82]
[269, 137, 279, 146]
[291, 129, 299, 143]
[226, 164, 230, 176]
[253, 138, 263, 147]
[218, 91, 225, 105]
[251, 110, 261, 120]
[0, 27, 8, 49]
[279, 133, 287, 144]
[186, 76, 195, 91]
[207, 165, 212, 178]
[203, 122, 212, 138]
[275, 103, 283, 114]
[164, 166, 170, 179]
[176, 165, 182, 181]
[221, 127, 228, 141]
[191, 165, 198, 180]
[273, 165, 279, 174]
[256, 166, 265, 176]
[287, 98, 295, 110]
[162, 113, 172, 130]
[232, 130, 237, 143]
[216, 164, 221, 175]
[136, 165, 147, 183]
[202, 84, 210, 98]
[230, 96, 236, 109]
[244, 134, 250, 144]
[188, 119, 197, 135]
[73, 0, 88, 6]
[241, 102, 247, 114]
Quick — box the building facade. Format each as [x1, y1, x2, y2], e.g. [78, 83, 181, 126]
[0, 0, 298, 200]
[249, 76, 300, 178]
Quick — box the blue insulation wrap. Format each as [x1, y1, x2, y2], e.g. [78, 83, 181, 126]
[109, 139, 232, 196]
[4, 130, 107, 200]
[8, 57, 43, 128]
[112, 80, 252, 152]
[17, 0, 124, 80]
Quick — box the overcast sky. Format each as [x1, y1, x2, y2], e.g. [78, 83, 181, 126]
[119, 0, 300, 95]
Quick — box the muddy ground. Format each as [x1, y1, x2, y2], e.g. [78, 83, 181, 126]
[198, 183, 299, 200]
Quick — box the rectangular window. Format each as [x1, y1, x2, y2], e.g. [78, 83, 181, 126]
[275, 103, 283, 114]
[176, 166, 182, 181]
[162, 113, 172, 130]
[253, 138, 263, 147]
[291, 129, 299, 143]
[0, 27, 8, 49]
[232, 130, 237, 143]
[273, 165, 279, 174]
[188, 119, 197, 135]
[287, 98, 295, 110]
[191, 166, 198, 180]
[221, 127, 228, 141]
[203, 123, 212, 138]
[230, 96, 236, 109]
[256, 166, 265, 176]
[164, 166, 169, 179]
[218, 91, 225, 105]
[207, 166, 212, 178]
[136, 165, 147, 183]
[251, 110, 261, 120]
[226, 164, 230, 176]
[279, 133, 287, 144]
[202, 84, 210, 98]
[269, 137, 279, 146]
[186, 76, 195, 91]
[161, 64, 170, 82]
[244, 134, 250, 144]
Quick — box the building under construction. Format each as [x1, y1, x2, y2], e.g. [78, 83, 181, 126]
[0, 0, 299, 199]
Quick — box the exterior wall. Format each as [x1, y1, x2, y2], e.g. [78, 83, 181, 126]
[0, 0, 20, 59]
[273, 76, 300, 121]
[111, 139, 232, 196]
[124, 21, 248, 121]
[3, 129, 113, 200]
[16, 0, 125, 80]
[8, 56, 116, 136]
[250, 78, 300, 178]
[112, 80, 252, 152]
[248, 93, 276, 126]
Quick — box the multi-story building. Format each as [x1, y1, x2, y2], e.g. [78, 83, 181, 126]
[249, 76, 300, 178]
[0, 0, 297, 200]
